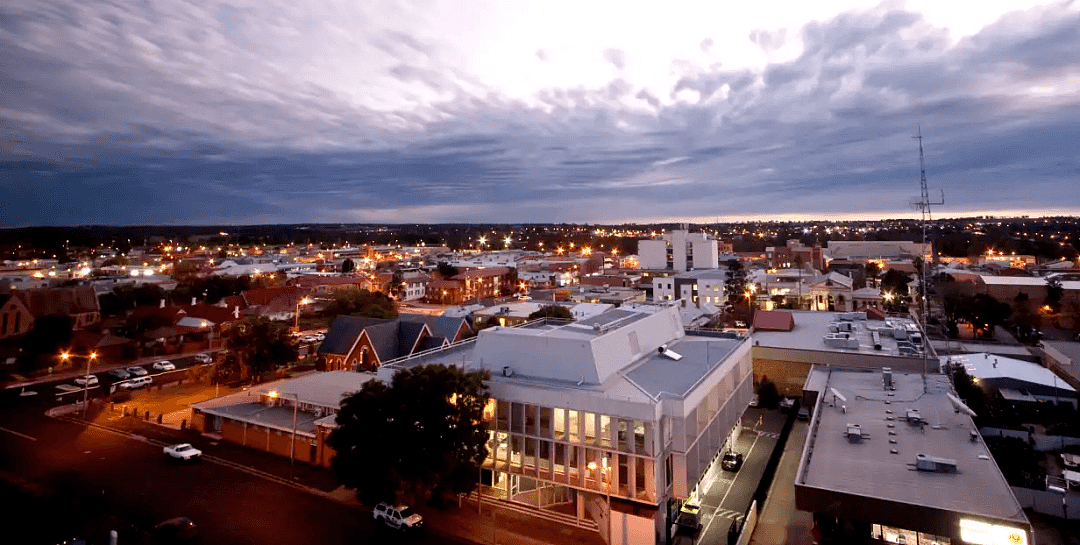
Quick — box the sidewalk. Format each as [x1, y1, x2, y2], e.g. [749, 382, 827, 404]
[748, 420, 814, 545]
[74, 409, 606, 545]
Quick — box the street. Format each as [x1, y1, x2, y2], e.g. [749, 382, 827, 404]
[0, 383, 471, 545]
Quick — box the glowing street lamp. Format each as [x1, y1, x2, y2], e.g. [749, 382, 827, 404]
[295, 296, 312, 333]
[61, 351, 97, 417]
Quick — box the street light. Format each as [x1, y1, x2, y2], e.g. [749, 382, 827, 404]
[294, 296, 312, 333]
[61, 351, 97, 417]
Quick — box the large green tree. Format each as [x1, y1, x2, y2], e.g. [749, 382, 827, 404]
[222, 318, 297, 380]
[328, 364, 491, 506]
[324, 288, 397, 319]
[528, 304, 573, 321]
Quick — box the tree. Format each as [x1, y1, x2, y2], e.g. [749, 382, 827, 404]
[879, 269, 912, 303]
[222, 318, 297, 380]
[341, 258, 355, 274]
[1045, 277, 1064, 313]
[436, 262, 459, 279]
[328, 364, 491, 506]
[387, 269, 405, 300]
[324, 288, 397, 319]
[756, 378, 780, 410]
[955, 294, 1012, 339]
[18, 314, 74, 372]
[527, 304, 573, 321]
[723, 259, 748, 308]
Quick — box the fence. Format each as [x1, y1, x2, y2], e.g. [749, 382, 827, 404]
[980, 426, 1080, 452]
[1010, 486, 1080, 519]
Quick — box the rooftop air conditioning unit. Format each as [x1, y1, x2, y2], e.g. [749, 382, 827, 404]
[502, 366, 514, 377]
[914, 453, 958, 473]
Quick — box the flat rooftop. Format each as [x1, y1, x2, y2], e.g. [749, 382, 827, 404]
[797, 368, 1027, 525]
[379, 306, 746, 402]
[752, 311, 925, 357]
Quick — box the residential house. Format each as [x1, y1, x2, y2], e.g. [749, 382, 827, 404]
[240, 287, 308, 321]
[0, 293, 33, 339]
[14, 286, 101, 329]
[285, 274, 376, 295]
[808, 271, 856, 311]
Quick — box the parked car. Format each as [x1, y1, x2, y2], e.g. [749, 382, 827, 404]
[721, 451, 744, 472]
[152, 360, 176, 372]
[107, 368, 131, 380]
[373, 502, 423, 530]
[779, 397, 795, 413]
[126, 366, 149, 377]
[314, 333, 325, 341]
[154, 517, 197, 543]
[797, 407, 810, 421]
[299, 336, 318, 344]
[192, 353, 212, 364]
[121, 376, 153, 389]
[163, 443, 202, 461]
[74, 374, 99, 387]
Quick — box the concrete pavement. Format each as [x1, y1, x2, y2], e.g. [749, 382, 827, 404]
[748, 420, 814, 545]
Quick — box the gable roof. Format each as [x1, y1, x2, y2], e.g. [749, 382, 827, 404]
[241, 287, 305, 307]
[398, 313, 469, 343]
[317, 315, 432, 362]
[15, 286, 100, 318]
[753, 310, 795, 332]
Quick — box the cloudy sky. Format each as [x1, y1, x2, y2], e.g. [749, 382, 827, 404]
[1, 0, 1078, 226]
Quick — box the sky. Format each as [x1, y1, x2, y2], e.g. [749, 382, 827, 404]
[1, 0, 1078, 227]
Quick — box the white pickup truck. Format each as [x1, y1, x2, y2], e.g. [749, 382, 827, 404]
[373, 502, 423, 530]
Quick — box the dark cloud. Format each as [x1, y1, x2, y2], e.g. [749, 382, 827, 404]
[1, 2, 1078, 225]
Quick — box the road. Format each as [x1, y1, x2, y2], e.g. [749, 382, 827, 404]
[0, 384, 471, 545]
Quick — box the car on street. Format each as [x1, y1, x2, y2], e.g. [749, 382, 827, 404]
[107, 368, 132, 380]
[126, 366, 149, 377]
[153, 517, 197, 543]
[721, 451, 744, 472]
[192, 353, 212, 364]
[121, 376, 153, 389]
[299, 336, 318, 344]
[373, 502, 423, 530]
[74, 374, 99, 387]
[779, 397, 795, 413]
[152, 360, 176, 372]
[163, 443, 202, 461]
[314, 333, 325, 341]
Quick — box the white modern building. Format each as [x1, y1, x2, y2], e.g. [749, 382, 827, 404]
[652, 268, 731, 305]
[638, 230, 720, 272]
[377, 304, 753, 545]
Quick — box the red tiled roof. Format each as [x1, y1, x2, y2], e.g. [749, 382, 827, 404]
[241, 287, 305, 306]
[753, 310, 795, 332]
[453, 267, 511, 280]
[14, 286, 99, 317]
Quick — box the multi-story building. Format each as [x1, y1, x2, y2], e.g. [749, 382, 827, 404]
[796, 366, 1032, 544]
[377, 304, 753, 545]
[638, 230, 719, 272]
[651, 268, 731, 306]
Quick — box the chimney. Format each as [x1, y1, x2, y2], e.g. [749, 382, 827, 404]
[233, 305, 240, 319]
[160, 299, 165, 309]
[192, 296, 197, 306]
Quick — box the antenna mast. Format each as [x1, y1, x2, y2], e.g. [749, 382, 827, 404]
[910, 125, 944, 381]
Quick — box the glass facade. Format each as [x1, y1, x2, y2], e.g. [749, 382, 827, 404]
[483, 400, 657, 503]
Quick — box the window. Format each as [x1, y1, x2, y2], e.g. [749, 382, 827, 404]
[511, 403, 524, 433]
[568, 410, 580, 443]
[599, 415, 612, 447]
[618, 419, 629, 452]
[584, 412, 596, 445]
[525, 404, 537, 436]
[539, 406, 553, 438]
[553, 408, 566, 440]
[634, 421, 647, 455]
[496, 401, 510, 431]
[665, 455, 673, 489]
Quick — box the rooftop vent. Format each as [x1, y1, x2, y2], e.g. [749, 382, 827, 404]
[914, 453, 958, 473]
[502, 366, 514, 377]
[846, 423, 865, 443]
[658, 345, 683, 361]
[883, 367, 893, 388]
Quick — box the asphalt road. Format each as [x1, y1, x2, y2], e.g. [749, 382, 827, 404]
[0, 388, 472, 545]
